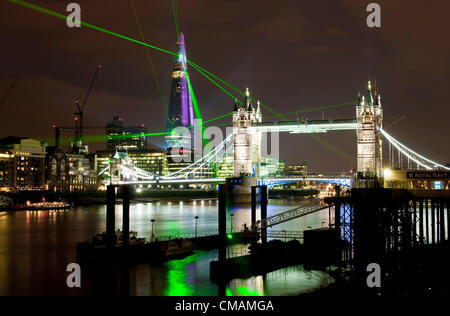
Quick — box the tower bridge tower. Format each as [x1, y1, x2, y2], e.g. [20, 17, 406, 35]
[355, 80, 383, 183]
[232, 88, 262, 177]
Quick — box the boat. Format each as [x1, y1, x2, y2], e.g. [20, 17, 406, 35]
[0, 201, 71, 211]
[76, 230, 148, 263]
[157, 238, 194, 257]
[91, 229, 147, 248]
[77, 231, 195, 263]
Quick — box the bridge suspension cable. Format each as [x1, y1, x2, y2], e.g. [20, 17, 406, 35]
[161, 133, 233, 179]
[106, 133, 234, 183]
[381, 130, 449, 170]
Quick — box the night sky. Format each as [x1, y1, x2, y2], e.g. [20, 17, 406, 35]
[0, 0, 449, 172]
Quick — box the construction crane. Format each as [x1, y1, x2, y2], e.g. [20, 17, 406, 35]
[0, 77, 19, 110]
[73, 65, 103, 151]
[52, 125, 105, 148]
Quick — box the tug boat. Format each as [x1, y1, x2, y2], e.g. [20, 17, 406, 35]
[0, 201, 71, 211]
[157, 238, 194, 257]
[76, 231, 194, 263]
[76, 230, 147, 263]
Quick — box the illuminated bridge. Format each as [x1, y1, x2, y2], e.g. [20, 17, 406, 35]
[98, 82, 448, 188]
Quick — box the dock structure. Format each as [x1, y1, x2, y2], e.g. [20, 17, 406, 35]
[325, 189, 450, 268]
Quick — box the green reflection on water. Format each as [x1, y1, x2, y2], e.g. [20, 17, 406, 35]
[236, 287, 264, 296]
[163, 251, 203, 296]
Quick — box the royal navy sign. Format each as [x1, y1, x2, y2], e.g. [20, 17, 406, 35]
[406, 171, 449, 179]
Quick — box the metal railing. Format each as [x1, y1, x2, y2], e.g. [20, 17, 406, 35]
[0, 195, 13, 207]
[257, 202, 329, 229]
[150, 228, 244, 242]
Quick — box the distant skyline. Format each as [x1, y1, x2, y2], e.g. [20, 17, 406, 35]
[0, 0, 449, 172]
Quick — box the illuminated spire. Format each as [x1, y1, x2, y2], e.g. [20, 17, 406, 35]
[367, 80, 374, 108]
[373, 77, 379, 105]
[233, 98, 238, 112]
[256, 100, 261, 114]
[243, 87, 252, 110]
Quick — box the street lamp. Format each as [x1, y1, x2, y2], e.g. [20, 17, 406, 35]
[230, 213, 234, 233]
[151, 219, 155, 241]
[194, 216, 199, 238]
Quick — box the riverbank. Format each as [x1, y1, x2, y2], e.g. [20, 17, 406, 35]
[1, 188, 319, 207]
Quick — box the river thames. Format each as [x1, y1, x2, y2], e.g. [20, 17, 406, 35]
[0, 197, 332, 295]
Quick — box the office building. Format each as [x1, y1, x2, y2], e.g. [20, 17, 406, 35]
[0, 137, 47, 190]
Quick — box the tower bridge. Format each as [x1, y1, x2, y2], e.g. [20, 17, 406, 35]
[103, 80, 448, 192]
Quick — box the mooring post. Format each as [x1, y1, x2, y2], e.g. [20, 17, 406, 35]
[260, 185, 268, 244]
[440, 199, 445, 243]
[431, 200, 435, 245]
[106, 185, 116, 248]
[122, 185, 130, 248]
[251, 186, 257, 230]
[218, 184, 227, 262]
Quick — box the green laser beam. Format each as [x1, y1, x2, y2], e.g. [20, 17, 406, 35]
[43, 112, 232, 146]
[10, 0, 357, 160]
[171, 0, 180, 39]
[6, 0, 254, 113]
[6, 0, 177, 57]
[129, 0, 168, 116]
[204, 112, 232, 124]
[190, 62, 243, 105]
[263, 102, 354, 120]
[181, 59, 202, 120]
[188, 60, 281, 116]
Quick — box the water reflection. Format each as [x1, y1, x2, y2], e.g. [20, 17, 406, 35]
[0, 198, 331, 295]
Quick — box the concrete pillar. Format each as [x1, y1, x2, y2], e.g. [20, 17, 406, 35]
[440, 200, 445, 243]
[419, 199, 424, 245]
[260, 186, 268, 244]
[251, 186, 257, 230]
[106, 185, 116, 248]
[425, 200, 429, 244]
[218, 184, 227, 262]
[431, 200, 435, 245]
[122, 185, 130, 248]
[447, 200, 450, 241]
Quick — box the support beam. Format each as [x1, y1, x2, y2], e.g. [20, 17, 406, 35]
[260, 186, 268, 244]
[218, 184, 227, 262]
[431, 200, 435, 245]
[251, 186, 257, 230]
[122, 185, 130, 248]
[106, 185, 116, 248]
[419, 199, 424, 245]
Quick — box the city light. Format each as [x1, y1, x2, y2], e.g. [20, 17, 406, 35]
[383, 168, 393, 179]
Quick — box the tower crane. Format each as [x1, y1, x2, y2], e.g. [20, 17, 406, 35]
[0, 77, 19, 110]
[52, 125, 105, 148]
[73, 65, 103, 152]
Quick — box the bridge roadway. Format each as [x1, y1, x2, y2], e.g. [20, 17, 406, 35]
[119, 175, 351, 186]
[251, 118, 357, 134]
